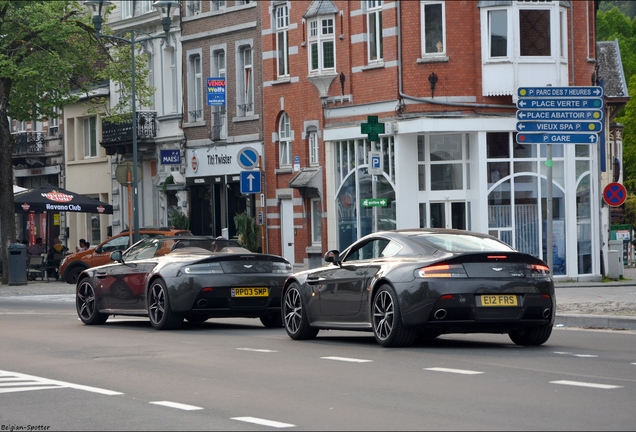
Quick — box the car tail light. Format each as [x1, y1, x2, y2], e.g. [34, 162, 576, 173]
[183, 262, 224, 274]
[527, 263, 551, 277]
[272, 262, 293, 273]
[415, 263, 467, 278]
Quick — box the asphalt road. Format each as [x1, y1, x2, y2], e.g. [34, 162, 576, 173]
[1, 296, 635, 431]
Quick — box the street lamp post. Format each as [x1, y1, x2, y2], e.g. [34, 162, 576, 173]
[84, 0, 178, 244]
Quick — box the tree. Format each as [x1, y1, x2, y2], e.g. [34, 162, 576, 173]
[0, 1, 151, 283]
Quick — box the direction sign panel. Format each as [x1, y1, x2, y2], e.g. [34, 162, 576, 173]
[516, 133, 598, 144]
[603, 182, 627, 207]
[517, 109, 603, 121]
[361, 198, 387, 207]
[516, 121, 602, 133]
[240, 170, 262, 194]
[517, 98, 603, 110]
[518, 86, 603, 98]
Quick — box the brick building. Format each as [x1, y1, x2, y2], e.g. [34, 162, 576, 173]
[258, 0, 624, 280]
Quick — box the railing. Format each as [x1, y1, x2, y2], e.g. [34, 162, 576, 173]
[101, 111, 157, 143]
[12, 132, 45, 156]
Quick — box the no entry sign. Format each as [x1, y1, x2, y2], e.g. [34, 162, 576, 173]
[603, 182, 627, 207]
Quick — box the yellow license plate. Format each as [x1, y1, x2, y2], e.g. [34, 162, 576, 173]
[479, 295, 518, 307]
[232, 287, 269, 297]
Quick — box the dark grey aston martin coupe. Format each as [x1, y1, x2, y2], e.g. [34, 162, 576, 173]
[76, 236, 292, 330]
[282, 229, 555, 348]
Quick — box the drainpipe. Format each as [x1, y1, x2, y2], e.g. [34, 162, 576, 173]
[396, 1, 516, 110]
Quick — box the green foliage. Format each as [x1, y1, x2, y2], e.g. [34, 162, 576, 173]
[623, 195, 636, 227]
[168, 209, 190, 230]
[233, 211, 260, 253]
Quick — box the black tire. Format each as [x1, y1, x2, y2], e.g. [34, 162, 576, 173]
[283, 283, 318, 340]
[148, 279, 183, 330]
[372, 285, 416, 347]
[259, 313, 283, 328]
[509, 324, 553, 346]
[76, 278, 108, 325]
[66, 265, 86, 285]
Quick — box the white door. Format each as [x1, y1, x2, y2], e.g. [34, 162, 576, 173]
[281, 199, 295, 263]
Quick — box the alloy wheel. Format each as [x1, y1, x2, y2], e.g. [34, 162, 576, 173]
[284, 288, 302, 334]
[373, 290, 394, 340]
[148, 282, 166, 325]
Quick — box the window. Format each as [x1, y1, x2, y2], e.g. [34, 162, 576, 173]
[83, 116, 97, 158]
[519, 9, 551, 56]
[308, 16, 335, 73]
[186, 0, 201, 16]
[430, 134, 463, 190]
[311, 198, 322, 245]
[238, 46, 254, 116]
[366, 1, 383, 63]
[421, 2, 445, 56]
[279, 113, 292, 167]
[488, 10, 508, 58]
[275, 3, 290, 78]
[188, 53, 203, 122]
[212, 0, 226, 11]
[121, 0, 133, 18]
[212, 48, 227, 139]
[145, 52, 155, 110]
[165, 47, 178, 114]
[139, 0, 153, 14]
[309, 131, 319, 165]
[17, 120, 26, 132]
[50, 108, 59, 129]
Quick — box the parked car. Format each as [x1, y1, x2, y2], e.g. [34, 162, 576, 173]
[282, 228, 555, 348]
[75, 236, 292, 330]
[60, 227, 191, 284]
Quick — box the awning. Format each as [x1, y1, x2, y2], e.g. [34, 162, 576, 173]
[289, 167, 322, 199]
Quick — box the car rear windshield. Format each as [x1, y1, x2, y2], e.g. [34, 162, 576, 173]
[412, 233, 515, 253]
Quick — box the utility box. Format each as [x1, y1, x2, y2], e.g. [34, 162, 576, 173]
[608, 250, 620, 280]
[609, 240, 624, 277]
[8, 243, 27, 285]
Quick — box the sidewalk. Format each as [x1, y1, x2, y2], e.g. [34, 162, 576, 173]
[1, 269, 635, 330]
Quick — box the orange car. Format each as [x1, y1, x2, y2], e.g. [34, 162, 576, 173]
[59, 227, 191, 284]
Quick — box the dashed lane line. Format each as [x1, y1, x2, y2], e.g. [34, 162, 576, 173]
[550, 380, 623, 389]
[149, 401, 203, 411]
[321, 356, 373, 363]
[424, 367, 484, 375]
[231, 417, 295, 428]
[237, 348, 278, 353]
[554, 351, 598, 358]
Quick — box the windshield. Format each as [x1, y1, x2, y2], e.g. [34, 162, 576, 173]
[412, 233, 515, 253]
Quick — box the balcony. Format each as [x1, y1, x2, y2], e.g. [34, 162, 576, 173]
[101, 111, 157, 156]
[12, 131, 45, 156]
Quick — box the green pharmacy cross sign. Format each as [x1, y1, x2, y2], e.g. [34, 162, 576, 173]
[361, 115, 385, 142]
[362, 198, 387, 207]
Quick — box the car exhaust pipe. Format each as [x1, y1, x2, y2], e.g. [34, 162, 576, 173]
[542, 308, 551, 319]
[433, 309, 447, 320]
[197, 299, 208, 308]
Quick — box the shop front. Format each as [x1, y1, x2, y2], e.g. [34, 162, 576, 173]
[185, 143, 262, 238]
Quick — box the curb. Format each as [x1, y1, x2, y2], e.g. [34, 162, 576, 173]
[555, 313, 636, 330]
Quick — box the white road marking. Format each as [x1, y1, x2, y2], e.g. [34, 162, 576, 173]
[424, 367, 484, 375]
[149, 401, 203, 411]
[550, 380, 623, 389]
[554, 351, 598, 358]
[0, 370, 123, 395]
[231, 417, 295, 428]
[321, 356, 373, 363]
[237, 348, 278, 353]
[0, 294, 74, 302]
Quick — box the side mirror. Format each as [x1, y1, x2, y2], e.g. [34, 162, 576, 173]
[110, 251, 123, 262]
[95, 246, 103, 253]
[324, 250, 341, 265]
